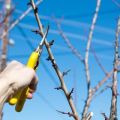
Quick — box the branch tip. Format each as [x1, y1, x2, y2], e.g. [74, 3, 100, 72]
[54, 86, 62, 90]
[63, 69, 71, 76]
[46, 56, 50, 61]
[49, 40, 54, 46]
[56, 110, 74, 117]
[31, 29, 42, 36]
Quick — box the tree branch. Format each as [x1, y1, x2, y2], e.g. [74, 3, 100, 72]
[30, 0, 79, 120]
[53, 16, 84, 63]
[82, 0, 101, 119]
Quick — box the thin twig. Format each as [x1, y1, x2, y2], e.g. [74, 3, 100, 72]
[82, 0, 101, 120]
[30, 0, 79, 120]
[54, 17, 110, 92]
[93, 70, 113, 93]
[93, 83, 112, 98]
[53, 17, 84, 63]
[56, 110, 74, 117]
[90, 47, 108, 75]
[82, 21, 108, 76]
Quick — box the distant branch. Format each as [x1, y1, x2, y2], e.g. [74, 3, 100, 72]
[93, 83, 112, 98]
[0, 0, 42, 40]
[82, 0, 101, 120]
[53, 16, 84, 63]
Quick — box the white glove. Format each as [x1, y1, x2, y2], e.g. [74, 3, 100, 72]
[0, 60, 38, 113]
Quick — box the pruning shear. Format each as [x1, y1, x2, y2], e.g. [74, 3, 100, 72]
[8, 25, 49, 112]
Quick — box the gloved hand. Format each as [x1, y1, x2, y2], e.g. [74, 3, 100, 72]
[0, 60, 38, 113]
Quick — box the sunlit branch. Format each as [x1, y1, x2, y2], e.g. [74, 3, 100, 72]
[82, 0, 101, 119]
[30, 0, 80, 120]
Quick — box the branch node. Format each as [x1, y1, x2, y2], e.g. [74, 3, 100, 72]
[68, 88, 74, 99]
[46, 56, 50, 61]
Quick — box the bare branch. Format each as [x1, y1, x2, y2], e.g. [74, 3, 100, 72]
[53, 17, 84, 64]
[93, 70, 113, 93]
[109, 17, 120, 120]
[30, 0, 79, 120]
[93, 83, 112, 98]
[0, 0, 42, 40]
[54, 15, 113, 117]
[90, 47, 108, 75]
[0, 0, 11, 72]
[82, 0, 101, 119]
[82, 23, 108, 76]
[48, 15, 109, 85]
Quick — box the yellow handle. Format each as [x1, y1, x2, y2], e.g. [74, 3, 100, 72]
[9, 52, 39, 111]
[15, 87, 29, 112]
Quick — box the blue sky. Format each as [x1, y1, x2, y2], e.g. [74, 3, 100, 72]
[1, 0, 120, 120]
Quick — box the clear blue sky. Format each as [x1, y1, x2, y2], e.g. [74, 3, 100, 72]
[1, 0, 120, 120]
